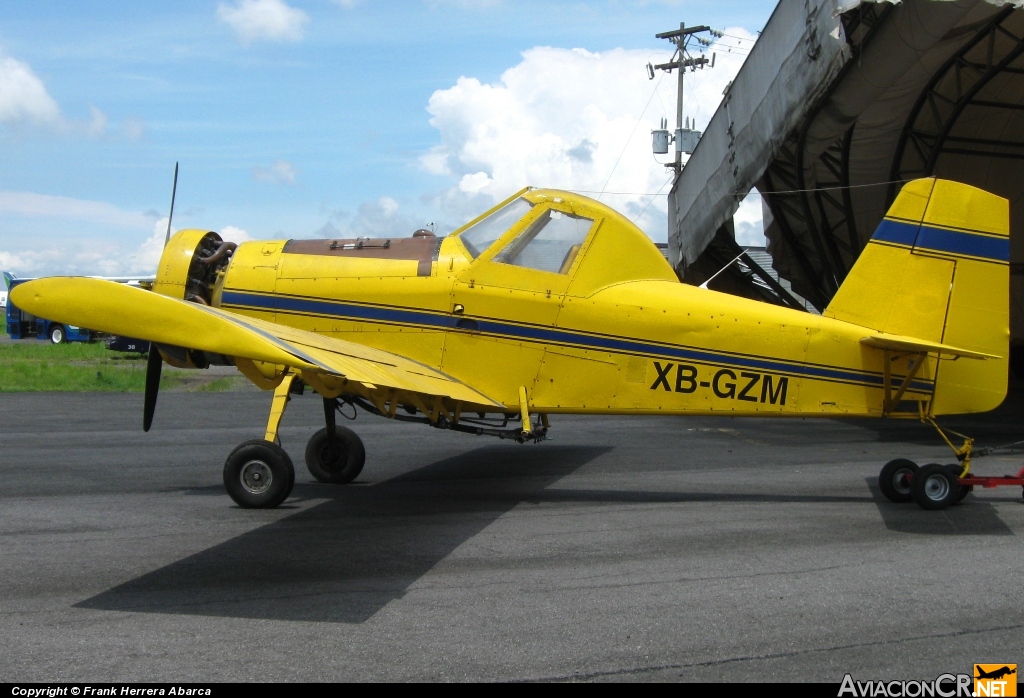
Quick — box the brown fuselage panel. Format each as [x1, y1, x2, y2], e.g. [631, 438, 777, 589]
[282, 237, 440, 276]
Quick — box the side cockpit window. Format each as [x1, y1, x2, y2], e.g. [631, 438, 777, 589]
[459, 198, 534, 258]
[495, 209, 593, 274]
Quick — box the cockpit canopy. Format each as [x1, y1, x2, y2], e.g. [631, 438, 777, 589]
[458, 196, 593, 275]
[451, 188, 675, 295]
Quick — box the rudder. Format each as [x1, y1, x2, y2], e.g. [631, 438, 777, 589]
[824, 178, 1009, 415]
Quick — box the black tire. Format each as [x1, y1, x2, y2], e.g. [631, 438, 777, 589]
[879, 459, 918, 503]
[305, 426, 365, 484]
[223, 440, 295, 508]
[49, 325, 65, 344]
[912, 463, 959, 510]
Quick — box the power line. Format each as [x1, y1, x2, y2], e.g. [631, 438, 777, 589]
[596, 72, 665, 200]
[737, 178, 914, 197]
[570, 190, 670, 196]
[718, 32, 756, 42]
[632, 177, 675, 223]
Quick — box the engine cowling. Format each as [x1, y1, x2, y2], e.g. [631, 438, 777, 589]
[153, 229, 236, 305]
[151, 229, 238, 369]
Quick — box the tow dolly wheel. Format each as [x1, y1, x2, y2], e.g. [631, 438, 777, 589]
[305, 426, 365, 484]
[879, 459, 918, 503]
[911, 463, 959, 510]
[223, 439, 295, 508]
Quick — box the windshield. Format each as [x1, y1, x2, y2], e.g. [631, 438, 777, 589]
[494, 209, 593, 274]
[458, 197, 534, 258]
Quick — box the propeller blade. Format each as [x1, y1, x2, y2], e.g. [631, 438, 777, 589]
[164, 162, 178, 248]
[143, 344, 162, 432]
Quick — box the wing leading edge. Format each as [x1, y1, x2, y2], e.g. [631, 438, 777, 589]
[10, 277, 501, 408]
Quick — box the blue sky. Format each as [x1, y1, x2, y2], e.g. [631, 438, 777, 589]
[0, 0, 772, 277]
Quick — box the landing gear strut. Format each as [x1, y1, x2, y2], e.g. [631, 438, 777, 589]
[221, 373, 371, 508]
[219, 372, 549, 507]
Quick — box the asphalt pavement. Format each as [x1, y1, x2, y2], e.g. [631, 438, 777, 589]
[1, 384, 1022, 682]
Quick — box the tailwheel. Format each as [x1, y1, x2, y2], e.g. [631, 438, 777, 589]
[223, 439, 295, 508]
[305, 426, 365, 484]
[911, 463, 959, 510]
[879, 459, 918, 503]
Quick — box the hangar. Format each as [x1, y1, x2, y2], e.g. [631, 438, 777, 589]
[668, 0, 1024, 375]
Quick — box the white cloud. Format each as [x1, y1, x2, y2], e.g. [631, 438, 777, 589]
[121, 221, 254, 276]
[1, 238, 160, 278]
[0, 195, 163, 277]
[86, 105, 108, 138]
[122, 117, 145, 141]
[426, 0, 501, 8]
[0, 52, 60, 125]
[122, 217, 173, 275]
[0, 49, 144, 141]
[0, 191, 154, 230]
[312, 195, 428, 240]
[0, 217, 261, 279]
[253, 159, 298, 185]
[217, 0, 309, 44]
[458, 171, 492, 194]
[219, 225, 252, 244]
[422, 37, 752, 240]
[733, 189, 767, 246]
[378, 196, 399, 216]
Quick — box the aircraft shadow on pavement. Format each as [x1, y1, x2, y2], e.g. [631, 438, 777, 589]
[865, 478, 1016, 536]
[76, 444, 611, 624]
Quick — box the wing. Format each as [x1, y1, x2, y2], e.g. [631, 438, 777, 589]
[11, 277, 501, 408]
[860, 332, 1000, 360]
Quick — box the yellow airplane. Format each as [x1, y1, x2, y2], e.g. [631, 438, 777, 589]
[11, 177, 1012, 511]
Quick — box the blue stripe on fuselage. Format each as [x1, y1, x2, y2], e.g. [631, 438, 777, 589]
[221, 290, 934, 393]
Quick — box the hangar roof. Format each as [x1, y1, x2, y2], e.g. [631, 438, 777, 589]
[667, 0, 1024, 344]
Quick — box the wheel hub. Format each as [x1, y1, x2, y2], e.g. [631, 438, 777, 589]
[892, 469, 913, 495]
[923, 474, 950, 501]
[319, 443, 344, 470]
[240, 459, 273, 494]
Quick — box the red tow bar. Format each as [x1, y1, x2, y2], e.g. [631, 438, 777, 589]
[959, 465, 1024, 489]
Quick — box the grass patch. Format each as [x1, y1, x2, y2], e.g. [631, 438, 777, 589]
[0, 341, 183, 392]
[192, 376, 246, 392]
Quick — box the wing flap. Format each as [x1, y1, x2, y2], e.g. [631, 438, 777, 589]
[860, 332, 1000, 360]
[11, 277, 500, 407]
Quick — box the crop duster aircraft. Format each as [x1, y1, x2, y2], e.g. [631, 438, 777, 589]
[11, 177, 1011, 511]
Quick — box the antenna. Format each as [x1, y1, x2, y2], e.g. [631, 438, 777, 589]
[164, 162, 179, 248]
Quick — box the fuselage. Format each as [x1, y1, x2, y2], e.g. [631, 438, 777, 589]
[193, 188, 931, 418]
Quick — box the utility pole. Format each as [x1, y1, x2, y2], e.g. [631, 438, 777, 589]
[649, 23, 719, 179]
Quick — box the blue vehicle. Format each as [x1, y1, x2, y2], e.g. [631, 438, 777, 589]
[5, 276, 95, 344]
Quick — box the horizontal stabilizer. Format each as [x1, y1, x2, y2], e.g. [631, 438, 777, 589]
[860, 333, 1000, 360]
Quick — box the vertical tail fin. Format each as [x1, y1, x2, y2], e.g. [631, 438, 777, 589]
[824, 178, 1010, 415]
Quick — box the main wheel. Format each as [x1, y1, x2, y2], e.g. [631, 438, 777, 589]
[911, 463, 959, 510]
[305, 426, 365, 484]
[223, 440, 295, 508]
[879, 459, 919, 503]
[49, 325, 65, 344]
